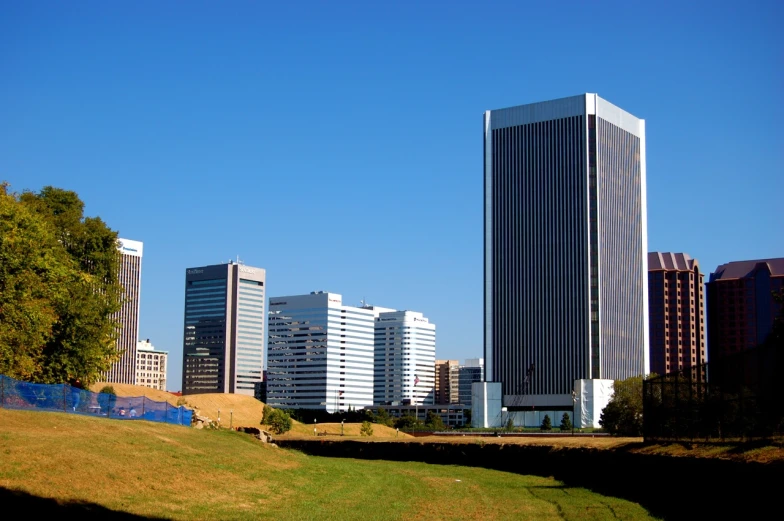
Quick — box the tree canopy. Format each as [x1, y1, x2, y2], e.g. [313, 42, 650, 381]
[0, 183, 123, 386]
[600, 375, 646, 436]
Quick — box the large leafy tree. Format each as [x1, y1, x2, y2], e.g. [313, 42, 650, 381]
[600, 375, 646, 436]
[0, 184, 123, 386]
[0, 184, 71, 379]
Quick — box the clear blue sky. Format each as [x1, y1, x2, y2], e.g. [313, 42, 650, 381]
[2, 1, 781, 391]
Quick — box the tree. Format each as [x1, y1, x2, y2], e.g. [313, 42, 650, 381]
[261, 404, 274, 425]
[0, 184, 71, 381]
[541, 414, 552, 431]
[394, 414, 422, 430]
[374, 407, 394, 427]
[0, 184, 124, 386]
[360, 421, 374, 436]
[426, 411, 446, 431]
[600, 375, 645, 436]
[560, 412, 573, 431]
[463, 408, 472, 427]
[265, 409, 292, 434]
[505, 417, 514, 432]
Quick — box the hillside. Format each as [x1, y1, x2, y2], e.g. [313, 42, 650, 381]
[88, 383, 408, 435]
[0, 408, 657, 520]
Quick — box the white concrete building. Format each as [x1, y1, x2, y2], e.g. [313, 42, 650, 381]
[135, 339, 168, 391]
[266, 292, 374, 412]
[105, 238, 143, 384]
[366, 307, 436, 406]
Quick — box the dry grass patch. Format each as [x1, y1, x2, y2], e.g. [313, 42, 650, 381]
[0, 408, 658, 520]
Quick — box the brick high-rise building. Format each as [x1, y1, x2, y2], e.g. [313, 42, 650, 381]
[435, 360, 458, 404]
[706, 258, 784, 361]
[648, 252, 705, 375]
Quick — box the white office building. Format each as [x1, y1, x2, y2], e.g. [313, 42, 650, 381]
[135, 339, 168, 391]
[266, 292, 374, 412]
[105, 238, 143, 384]
[366, 307, 436, 406]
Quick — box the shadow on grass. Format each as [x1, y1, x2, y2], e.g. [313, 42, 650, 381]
[275, 439, 781, 521]
[0, 487, 170, 520]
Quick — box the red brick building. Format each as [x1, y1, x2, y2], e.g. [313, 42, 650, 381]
[706, 258, 784, 361]
[648, 252, 706, 375]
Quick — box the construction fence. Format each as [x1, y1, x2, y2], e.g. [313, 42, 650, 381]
[643, 342, 783, 441]
[0, 375, 192, 427]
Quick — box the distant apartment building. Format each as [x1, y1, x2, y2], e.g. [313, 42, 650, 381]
[706, 258, 784, 361]
[457, 358, 484, 406]
[435, 359, 459, 404]
[366, 307, 436, 406]
[135, 339, 168, 391]
[648, 253, 706, 375]
[267, 292, 374, 412]
[181, 261, 266, 396]
[105, 238, 143, 384]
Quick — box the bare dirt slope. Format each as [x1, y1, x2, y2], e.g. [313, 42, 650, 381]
[89, 382, 180, 405]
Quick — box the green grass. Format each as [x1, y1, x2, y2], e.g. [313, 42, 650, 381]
[0, 408, 658, 520]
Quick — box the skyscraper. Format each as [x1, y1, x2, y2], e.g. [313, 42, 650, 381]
[648, 252, 705, 375]
[266, 292, 374, 412]
[105, 238, 143, 384]
[367, 308, 436, 406]
[181, 261, 266, 395]
[483, 94, 649, 413]
[706, 258, 784, 361]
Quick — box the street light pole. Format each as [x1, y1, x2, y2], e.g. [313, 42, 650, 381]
[571, 390, 577, 436]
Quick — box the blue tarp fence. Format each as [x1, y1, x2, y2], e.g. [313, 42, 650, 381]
[0, 374, 192, 427]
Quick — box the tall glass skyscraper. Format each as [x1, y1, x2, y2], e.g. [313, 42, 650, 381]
[181, 261, 266, 395]
[484, 93, 649, 410]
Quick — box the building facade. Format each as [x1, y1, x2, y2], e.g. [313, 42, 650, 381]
[105, 238, 143, 384]
[435, 359, 459, 404]
[484, 94, 649, 410]
[457, 358, 484, 406]
[648, 252, 705, 375]
[181, 261, 266, 395]
[368, 308, 436, 406]
[135, 339, 168, 391]
[706, 258, 784, 361]
[266, 292, 374, 412]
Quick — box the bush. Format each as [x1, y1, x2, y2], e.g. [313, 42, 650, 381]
[374, 407, 394, 427]
[426, 411, 446, 431]
[560, 412, 572, 431]
[541, 414, 552, 431]
[360, 421, 374, 436]
[265, 409, 292, 434]
[98, 385, 116, 395]
[261, 404, 274, 425]
[394, 414, 422, 430]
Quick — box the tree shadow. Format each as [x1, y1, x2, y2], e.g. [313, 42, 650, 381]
[0, 487, 170, 520]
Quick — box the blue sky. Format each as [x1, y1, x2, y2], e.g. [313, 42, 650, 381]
[2, 1, 781, 391]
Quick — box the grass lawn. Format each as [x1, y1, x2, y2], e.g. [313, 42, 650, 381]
[0, 408, 658, 520]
